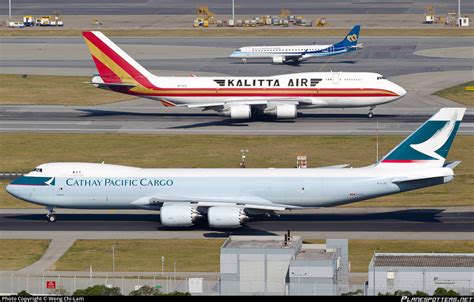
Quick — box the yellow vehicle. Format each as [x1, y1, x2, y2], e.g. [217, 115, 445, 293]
[23, 16, 35, 26]
[193, 18, 209, 27]
[36, 16, 51, 26]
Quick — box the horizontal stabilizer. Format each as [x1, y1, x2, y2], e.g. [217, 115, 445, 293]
[391, 173, 451, 184]
[92, 82, 136, 89]
[443, 161, 461, 169]
[320, 164, 351, 169]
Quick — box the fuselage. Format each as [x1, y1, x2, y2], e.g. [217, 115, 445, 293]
[230, 44, 355, 60]
[104, 72, 406, 109]
[6, 162, 453, 210]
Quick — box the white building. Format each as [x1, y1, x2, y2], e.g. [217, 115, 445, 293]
[368, 253, 474, 295]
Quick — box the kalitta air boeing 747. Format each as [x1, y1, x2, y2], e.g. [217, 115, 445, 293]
[6, 108, 465, 228]
[82, 31, 405, 119]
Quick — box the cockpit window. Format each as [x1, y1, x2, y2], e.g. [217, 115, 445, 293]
[235, 49, 241, 52]
[33, 168, 43, 172]
[377, 76, 385, 80]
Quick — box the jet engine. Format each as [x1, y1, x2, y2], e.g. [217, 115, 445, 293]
[207, 207, 249, 228]
[272, 56, 286, 64]
[220, 104, 252, 119]
[160, 205, 202, 227]
[263, 104, 297, 118]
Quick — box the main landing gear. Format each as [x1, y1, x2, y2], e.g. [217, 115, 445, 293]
[368, 107, 375, 118]
[46, 207, 56, 222]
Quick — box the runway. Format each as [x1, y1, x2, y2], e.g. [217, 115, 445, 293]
[1, 36, 473, 78]
[0, 208, 473, 234]
[1, 104, 473, 135]
[1, 36, 472, 135]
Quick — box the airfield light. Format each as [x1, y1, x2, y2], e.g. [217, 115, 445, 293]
[162, 256, 165, 273]
[240, 149, 249, 168]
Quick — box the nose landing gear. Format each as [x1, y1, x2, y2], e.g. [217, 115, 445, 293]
[46, 207, 56, 222]
[368, 107, 375, 118]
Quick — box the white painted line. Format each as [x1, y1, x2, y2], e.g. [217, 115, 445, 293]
[0, 121, 92, 125]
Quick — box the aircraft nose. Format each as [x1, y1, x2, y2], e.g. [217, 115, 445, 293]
[394, 83, 407, 97]
[5, 176, 30, 200]
[5, 183, 13, 195]
[5, 182, 20, 198]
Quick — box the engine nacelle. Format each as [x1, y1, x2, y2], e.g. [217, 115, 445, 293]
[160, 205, 201, 227]
[263, 104, 297, 118]
[272, 56, 286, 64]
[207, 207, 249, 228]
[220, 104, 252, 119]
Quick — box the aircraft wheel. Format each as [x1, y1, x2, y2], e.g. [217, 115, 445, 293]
[47, 214, 57, 223]
[368, 111, 374, 118]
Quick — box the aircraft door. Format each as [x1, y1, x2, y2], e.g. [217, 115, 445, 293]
[332, 72, 340, 84]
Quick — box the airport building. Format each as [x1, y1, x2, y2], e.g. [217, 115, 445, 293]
[368, 253, 474, 296]
[219, 235, 348, 295]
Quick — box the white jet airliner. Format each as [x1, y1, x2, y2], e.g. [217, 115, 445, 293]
[230, 25, 363, 64]
[6, 108, 465, 228]
[82, 31, 405, 118]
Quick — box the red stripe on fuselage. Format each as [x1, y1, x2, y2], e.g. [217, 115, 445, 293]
[126, 91, 398, 98]
[83, 32, 156, 89]
[381, 159, 433, 163]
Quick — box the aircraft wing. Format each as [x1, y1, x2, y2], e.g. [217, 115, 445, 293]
[282, 55, 303, 62]
[130, 194, 299, 211]
[161, 98, 326, 109]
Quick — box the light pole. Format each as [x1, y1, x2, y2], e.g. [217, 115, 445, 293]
[112, 244, 116, 287]
[232, 0, 235, 21]
[458, 0, 461, 21]
[8, 0, 11, 21]
[174, 258, 176, 282]
[161, 256, 165, 274]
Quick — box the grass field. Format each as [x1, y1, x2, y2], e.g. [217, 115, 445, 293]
[1, 28, 473, 37]
[0, 74, 134, 105]
[52, 239, 473, 272]
[1, 133, 472, 208]
[0, 240, 50, 270]
[434, 81, 474, 107]
[52, 239, 224, 272]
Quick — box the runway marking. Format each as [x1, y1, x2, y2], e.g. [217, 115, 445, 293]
[0, 121, 92, 125]
[0, 128, 430, 134]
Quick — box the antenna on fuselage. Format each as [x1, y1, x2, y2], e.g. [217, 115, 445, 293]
[376, 121, 379, 163]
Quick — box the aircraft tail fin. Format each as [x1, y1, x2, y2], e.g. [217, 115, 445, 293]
[333, 25, 360, 48]
[82, 31, 155, 88]
[376, 108, 466, 168]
